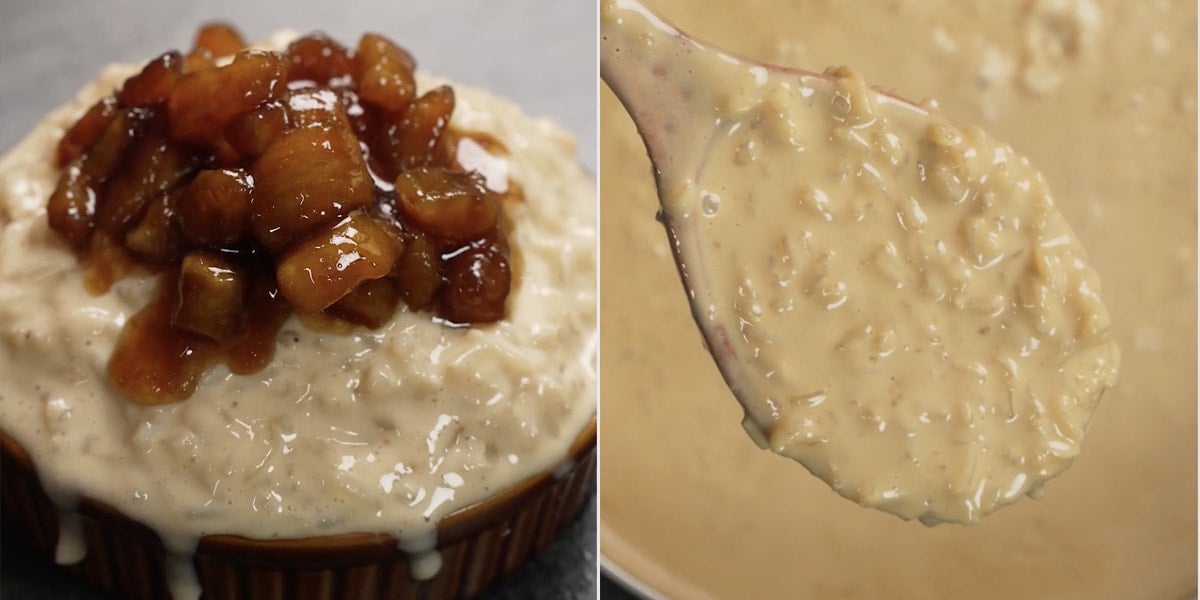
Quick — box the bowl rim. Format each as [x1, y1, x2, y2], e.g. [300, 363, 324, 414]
[1, 415, 595, 565]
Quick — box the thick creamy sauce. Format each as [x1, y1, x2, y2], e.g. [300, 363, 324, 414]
[604, 0, 1120, 525]
[601, 0, 1195, 597]
[0, 33, 596, 600]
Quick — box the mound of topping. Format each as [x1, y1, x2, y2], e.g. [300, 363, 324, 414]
[46, 24, 516, 405]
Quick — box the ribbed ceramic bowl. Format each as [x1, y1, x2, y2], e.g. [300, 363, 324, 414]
[0, 417, 595, 599]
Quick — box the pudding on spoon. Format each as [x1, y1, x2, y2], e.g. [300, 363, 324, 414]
[600, 0, 1119, 524]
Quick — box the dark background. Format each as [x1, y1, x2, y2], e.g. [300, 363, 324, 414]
[601, 570, 647, 599]
[0, 0, 596, 598]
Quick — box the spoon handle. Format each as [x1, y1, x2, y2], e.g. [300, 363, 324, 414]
[600, 0, 752, 410]
[599, 0, 719, 196]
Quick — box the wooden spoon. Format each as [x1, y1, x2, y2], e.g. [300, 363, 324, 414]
[600, 0, 1119, 525]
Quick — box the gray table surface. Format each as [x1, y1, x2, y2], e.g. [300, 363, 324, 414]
[0, 1, 596, 598]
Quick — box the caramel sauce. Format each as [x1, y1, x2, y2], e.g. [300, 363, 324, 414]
[81, 232, 142, 295]
[108, 269, 290, 404]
